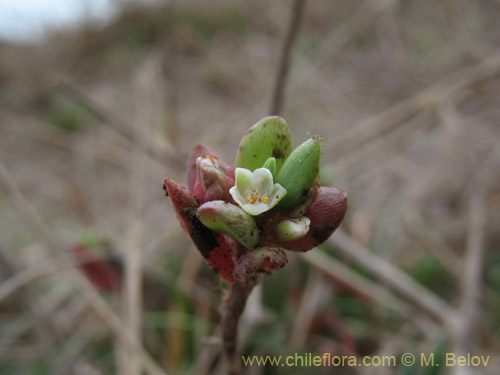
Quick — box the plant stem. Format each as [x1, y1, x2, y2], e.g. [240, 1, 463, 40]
[222, 276, 259, 375]
[269, 0, 307, 116]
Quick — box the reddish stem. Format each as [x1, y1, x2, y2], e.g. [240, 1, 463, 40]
[222, 276, 259, 375]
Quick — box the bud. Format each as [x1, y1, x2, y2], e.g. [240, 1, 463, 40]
[276, 187, 347, 252]
[197, 200, 260, 249]
[187, 144, 213, 195]
[197, 155, 234, 202]
[262, 157, 276, 176]
[272, 216, 311, 242]
[186, 145, 235, 203]
[235, 116, 292, 174]
[275, 136, 323, 211]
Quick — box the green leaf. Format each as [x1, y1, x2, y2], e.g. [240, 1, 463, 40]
[235, 116, 292, 174]
[197, 201, 259, 248]
[275, 136, 323, 211]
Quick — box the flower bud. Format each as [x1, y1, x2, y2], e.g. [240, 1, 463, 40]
[275, 136, 323, 211]
[272, 216, 311, 242]
[197, 200, 259, 249]
[197, 155, 234, 202]
[262, 157, 276, 176]
[187, 144, 213, 194]
[276, 187, 347, 252]
[186, 145, 235, 203]
[235, 116, 292, 174]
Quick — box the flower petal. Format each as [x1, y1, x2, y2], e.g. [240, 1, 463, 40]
[252, 168, 274, 196]
[240, 202, 270, 216]
[229, 186, 245, 207]
[234, 168, 253, 196]
[267, 183, 287, 209]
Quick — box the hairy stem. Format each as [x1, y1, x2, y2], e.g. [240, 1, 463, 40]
[222, 276, 259, 375]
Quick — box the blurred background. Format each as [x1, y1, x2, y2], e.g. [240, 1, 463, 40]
[0, 0, 499, 374]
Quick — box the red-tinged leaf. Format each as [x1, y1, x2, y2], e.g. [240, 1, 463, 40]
[191, 178, 205, 203]
[274, 187, 347, 252]
[163, 178, 235, 282]
[73, 245, 121, 292]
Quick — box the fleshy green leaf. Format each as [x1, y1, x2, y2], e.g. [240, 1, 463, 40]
[197, 201, 259, 248]
[275, 136, 323, 211]
[235, 116, 292, 174]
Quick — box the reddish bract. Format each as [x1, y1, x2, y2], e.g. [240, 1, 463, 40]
[163, 178, 235, 282]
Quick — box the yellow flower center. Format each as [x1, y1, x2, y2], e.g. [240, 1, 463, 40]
[245, 190, 269, 205]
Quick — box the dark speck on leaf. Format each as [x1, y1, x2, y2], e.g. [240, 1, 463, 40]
[312, 224, 336, 244]
[301, 188, 309, 197]
[272, 148, 284, 159]
[312, 227, 329, 244]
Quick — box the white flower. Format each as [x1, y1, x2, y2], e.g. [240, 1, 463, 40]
[229, 167, 287, 216]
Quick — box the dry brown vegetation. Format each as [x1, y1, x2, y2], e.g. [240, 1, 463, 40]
[0, 0, 499, 374]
